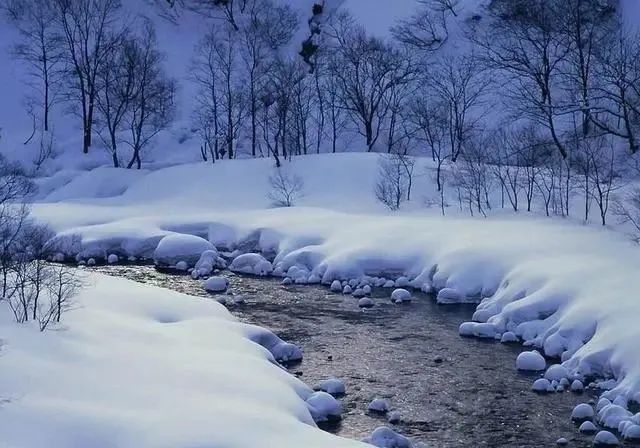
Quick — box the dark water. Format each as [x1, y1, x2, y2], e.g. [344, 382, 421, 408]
[89, 265, 598, 447]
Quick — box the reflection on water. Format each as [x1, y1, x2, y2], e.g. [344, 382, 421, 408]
[90, 265, 595, 447]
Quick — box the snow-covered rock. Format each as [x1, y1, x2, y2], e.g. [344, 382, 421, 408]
[175, 261, 188, 271]
[330, 280, 343, 292]
[545, 364, 570, 382]
[204, 276, 229, 293]
[230, 253, 273, 276]
[306, 391, 343, 423]
[362, 427, 412, 448]
[598, 404, 632, 429]
[363, 285, 372, 295]
[193, 249, 226, 277]
[314, 378, 346, 396]
[107, 254, 118, 264]
[382, 280, 395, 288]
[353, 288, 366, 298]
[571, 380, 584, 392]
[87, 258, 96, 266]
[593, 430, 620, 446]
[343, 285, 353, 295]
[572, 403, 595, 420]
[436, 288, 462, 304]
[556, 438, 568, 446]
[391, 289, 411, 303]
[282, 277, 293, 285]
[368, 398, 390, 414]
[532, 378, 552, 393]
[500, 332, 518, 343]
[394, 277, 409, 288]
[358, 297, 374, 308]
[597, 398, 612, 412]
[153, 234, 214, 268]
[621, 423, 640, 440]
[516, 351, 546, 371]
[579, 421, 598, 433]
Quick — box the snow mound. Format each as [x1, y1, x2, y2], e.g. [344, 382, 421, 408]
[532, 378, 552, 393]
[245, 325, 303, 364]
[358, 297, 374, 308]
[330, 280, 343, 292]
[545, 364, 570, 382]
[516, 351, 546, 371]
[306, 391, 343, 423]
[314, 378, 346, 396]
[353, 288, 366, 298]
[598, 404, 632, 429]
[362, 427, 412, 448]
[580, 421, 598, 433]
[594, 430, 620, 446]
[368, 398, 390, 413]
[153, 234, 214, 267]
[193, 249, 226, 277]
[204, 277, 229, 293]
[391, 289, 411, 303]
[107, 254, 118, 264]
[572, 403, 595, 420]
[500, 332, 518, 343]
[571, 380, 585, 392]
[230, 253, 273, 276]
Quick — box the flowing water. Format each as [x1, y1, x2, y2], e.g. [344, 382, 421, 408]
[89, 265, 598, 447]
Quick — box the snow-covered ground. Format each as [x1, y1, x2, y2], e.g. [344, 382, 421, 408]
[25, 153, 640, 409]
[0, 273, 366, 448]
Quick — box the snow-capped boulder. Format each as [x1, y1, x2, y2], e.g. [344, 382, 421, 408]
[306, 391, 342, 423]
[516, 351, 546, 371]
[308, 274, 321, 284]
[593, 430, 619, 446]
[153, 234, 214, 268]
[175, 261, 188, 271]
[314, 378, 346, 396]
[330, 280, 342, 292]
[383, 280, 395, 288]
[436, 288, 462, 304]
[556, 438, 568, 446]
[394, 277, 409, 288]
[572, 403, 595, 420]
[193, 249, 226, 277]
[246, 326, 303, 364]
[363, 285, 372, 295]
[107, 254, 118, 264]
[204, 276, 228, 293]
[353, 288, 366, 298]
[545, 364, 570, 382]
[391, 289, 411, 303]
[579, 421, 598, 433]
[571, 380, 584, 392]
[598, 404, 632, 429]
[368, 398, 390, 414]
[532, 378, 552, 393]
[597, 398, 612, 412]
[343, 285, 353, 295]
[87, 258, 96, 266]
[363, 427, 412, 448]
[358, 297, 374, 308]
[500, 332, 519, 343]
[622, 423, 640, 440]
[230, 253, 273, 276]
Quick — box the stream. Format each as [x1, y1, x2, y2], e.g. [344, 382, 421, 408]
[89, 265, 597, 447]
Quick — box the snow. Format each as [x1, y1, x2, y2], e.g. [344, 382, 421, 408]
[153, 234, 214, 268]
[358, 297, 375, 308]
[597, 404, 633, 429]
[390, 289, 412, 303]
[107, 253, 119, 264]
[362, 426, 412, 448]
[571, 380, 585, 392]
[500, 332, 518, 343]
[387, 411, 401, 424]
[532, 378, 552, 393]
[203, 277, 229, 293]
[353, 288, 366, 298]
[343, 285, 353, 295]
[230, 253, 273, 276]
[545, 365, 570, 382]
[0, 274, 365, 448]
[314, 378, 346, 396]
[368, 398, 390, 413]
[556, 437, 568, 446]
[330, 280, 343, 292]
[593, 430, 620, 446]
[193, 249, 226, 278]
[362, 285, 372, 295]
[305, 391, 343, 423]
[580, 421, 598, 433]
[516, 351, 547, 372]
[571, 404, 595, 421]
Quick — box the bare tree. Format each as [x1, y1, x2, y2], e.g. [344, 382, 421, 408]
[375, 153, 413, 211]
[3, 0, 65, 133]
[267, 168, 304, 207]
[329, 12, 415, 152]
[391, 0, 457, 52]
[53, 0, 125, 154]
[122, 23, 176, 169]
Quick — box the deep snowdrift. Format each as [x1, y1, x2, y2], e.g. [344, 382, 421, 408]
[0, 274, 365, 448]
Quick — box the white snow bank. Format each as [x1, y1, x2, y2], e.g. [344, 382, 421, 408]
[0, 274, 366, 448]
[230, 253, 273, 276]
[32, 153, 640, 405]
[153, 233, 214, 267]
